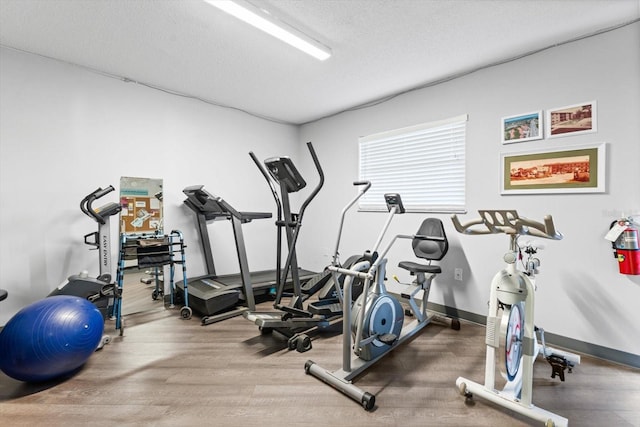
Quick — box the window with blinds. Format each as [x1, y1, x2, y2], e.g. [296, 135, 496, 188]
[358, 114, 467, 213]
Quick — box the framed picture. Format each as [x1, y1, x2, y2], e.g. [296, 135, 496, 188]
[546, 101, 597, 138]
[501, 143, 606, 194]
[501, 111, 543, 144]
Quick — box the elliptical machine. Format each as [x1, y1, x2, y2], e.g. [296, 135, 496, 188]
[305, 193, 458, 410]
[244, 142, 356, 352]
[451, 210, 580, 427]
[49, 186, 122, 332]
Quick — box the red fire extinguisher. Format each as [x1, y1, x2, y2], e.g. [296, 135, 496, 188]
[609, 218, 640, 275]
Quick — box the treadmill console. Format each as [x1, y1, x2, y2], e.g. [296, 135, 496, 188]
[183, 185, 229, 220]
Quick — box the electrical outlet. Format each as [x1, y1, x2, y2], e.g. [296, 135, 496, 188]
[454, 268, 463, 281]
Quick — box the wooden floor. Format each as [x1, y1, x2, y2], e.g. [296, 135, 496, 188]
[1, 273, 639, 426]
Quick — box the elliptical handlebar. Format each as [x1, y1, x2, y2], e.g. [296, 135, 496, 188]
[249, 151, 282, 218]
[331, 180, 372, 266]
[297, 142, 324, 220]
[451, 210, 562, 240]
[80, 185, 120, 225]
[353, 180, 372, 191]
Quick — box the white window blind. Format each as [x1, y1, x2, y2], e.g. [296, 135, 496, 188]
[358, 114, 467, 213]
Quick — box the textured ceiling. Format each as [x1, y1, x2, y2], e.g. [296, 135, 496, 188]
[1, 0, 639, 125]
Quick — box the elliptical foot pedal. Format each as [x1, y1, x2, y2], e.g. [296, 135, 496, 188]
[378, 333, 398, 346]
[277, 304, 314, 319]
[308, 299, 342, 317]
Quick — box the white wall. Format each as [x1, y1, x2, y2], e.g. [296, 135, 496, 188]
[0, 47, 300, 325]
[298, 23, 640, 357]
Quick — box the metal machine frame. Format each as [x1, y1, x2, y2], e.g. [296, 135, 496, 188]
[305, 193, 457, 410]
[244, 142, 343, 352]
[451, 210, 581, 427]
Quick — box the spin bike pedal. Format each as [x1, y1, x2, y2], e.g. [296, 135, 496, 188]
[546, 354, 570, 381]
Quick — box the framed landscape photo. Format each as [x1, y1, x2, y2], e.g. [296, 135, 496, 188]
[546, 101, 597, 138]
[501, 111, 542, 144]
[501, 143, 606, 194]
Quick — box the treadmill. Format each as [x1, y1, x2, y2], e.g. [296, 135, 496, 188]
[178, 185, 318, 325]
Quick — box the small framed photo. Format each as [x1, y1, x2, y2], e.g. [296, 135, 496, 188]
[546, 101, 597, 138]
[501, 111, 542, 144]
[501, 143, 606, 195]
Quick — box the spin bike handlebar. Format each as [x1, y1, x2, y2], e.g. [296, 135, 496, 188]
[80, 185, 121, 225]
[451, 210, 563, 241]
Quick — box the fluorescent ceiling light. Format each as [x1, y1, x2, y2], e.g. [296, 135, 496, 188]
[204, 0, 332, 61]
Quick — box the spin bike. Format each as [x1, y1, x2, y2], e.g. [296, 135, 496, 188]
[305, 193, 458, 410]
[451, 210, 581, 427]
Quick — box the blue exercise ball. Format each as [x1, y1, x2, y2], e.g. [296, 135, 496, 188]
[0, 295, 104, 382]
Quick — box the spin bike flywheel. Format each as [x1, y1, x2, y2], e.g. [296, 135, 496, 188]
[499, 302, 524, 382]
[351, 291, 404, 361]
